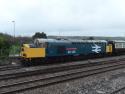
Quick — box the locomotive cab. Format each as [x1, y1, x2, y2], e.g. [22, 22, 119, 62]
[20, 41, 46, 64]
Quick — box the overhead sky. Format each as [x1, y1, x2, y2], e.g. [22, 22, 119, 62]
[0, 0, 125, 36]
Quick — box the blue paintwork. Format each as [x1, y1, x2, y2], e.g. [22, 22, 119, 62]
[46, 42, 106, 57]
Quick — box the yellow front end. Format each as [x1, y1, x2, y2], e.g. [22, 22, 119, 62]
[21, 44, 45, 59]
[106, 44, 112, 53]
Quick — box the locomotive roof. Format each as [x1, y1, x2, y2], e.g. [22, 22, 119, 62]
[34, 38, 107, 43]
[68, 39, 107, 43]
[34, 39, 70, 43]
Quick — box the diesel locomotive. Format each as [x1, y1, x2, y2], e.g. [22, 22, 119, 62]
[20, 38, 125, 65]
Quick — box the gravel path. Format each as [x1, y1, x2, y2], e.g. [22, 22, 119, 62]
[17, 67, 125, 94]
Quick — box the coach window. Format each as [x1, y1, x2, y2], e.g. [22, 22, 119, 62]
[123, 43, 125, 48]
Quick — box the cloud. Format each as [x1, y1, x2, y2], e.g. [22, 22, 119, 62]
[0, 0, 125, 36]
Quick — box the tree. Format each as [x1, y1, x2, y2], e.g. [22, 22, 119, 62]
[88, 36, 94, 40]
[32, 32, 47, 39]
[0, 34, 11, 57]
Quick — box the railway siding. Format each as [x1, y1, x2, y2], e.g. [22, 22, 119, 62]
[0, 55, 125, 76]
[0, 56, 125, 93]
[0, 55, 125, 94]
[0, 61, 124, 87]
[0, 63, 125, 94]
[0, 55, 125, 81]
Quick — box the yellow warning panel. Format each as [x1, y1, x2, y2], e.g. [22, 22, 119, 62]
[106, 44, 112, 53]
[21, 47, 45, 58]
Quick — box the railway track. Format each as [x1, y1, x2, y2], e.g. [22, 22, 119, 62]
[0, 58, 125, 94]
[0, 64, 22, 71]
[0, 55, 123, 72]
[0, 55, 124, 81]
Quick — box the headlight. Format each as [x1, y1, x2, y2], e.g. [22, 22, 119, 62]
[23, 53, 26, 57]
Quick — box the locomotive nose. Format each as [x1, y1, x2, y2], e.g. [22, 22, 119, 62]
[20, 44, 46, 58]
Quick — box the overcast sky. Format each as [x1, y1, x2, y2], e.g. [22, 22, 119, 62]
[0, 0, 125, 37]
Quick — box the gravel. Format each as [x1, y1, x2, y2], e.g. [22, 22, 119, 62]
[1, 55, 125, 94]
[17, 68, 125, 94]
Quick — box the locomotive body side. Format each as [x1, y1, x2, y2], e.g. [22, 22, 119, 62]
[44, 40, 108, 60]
[20, 39, 113, 65]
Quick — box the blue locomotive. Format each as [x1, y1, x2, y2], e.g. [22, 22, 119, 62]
[20, 38, 112, 64]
